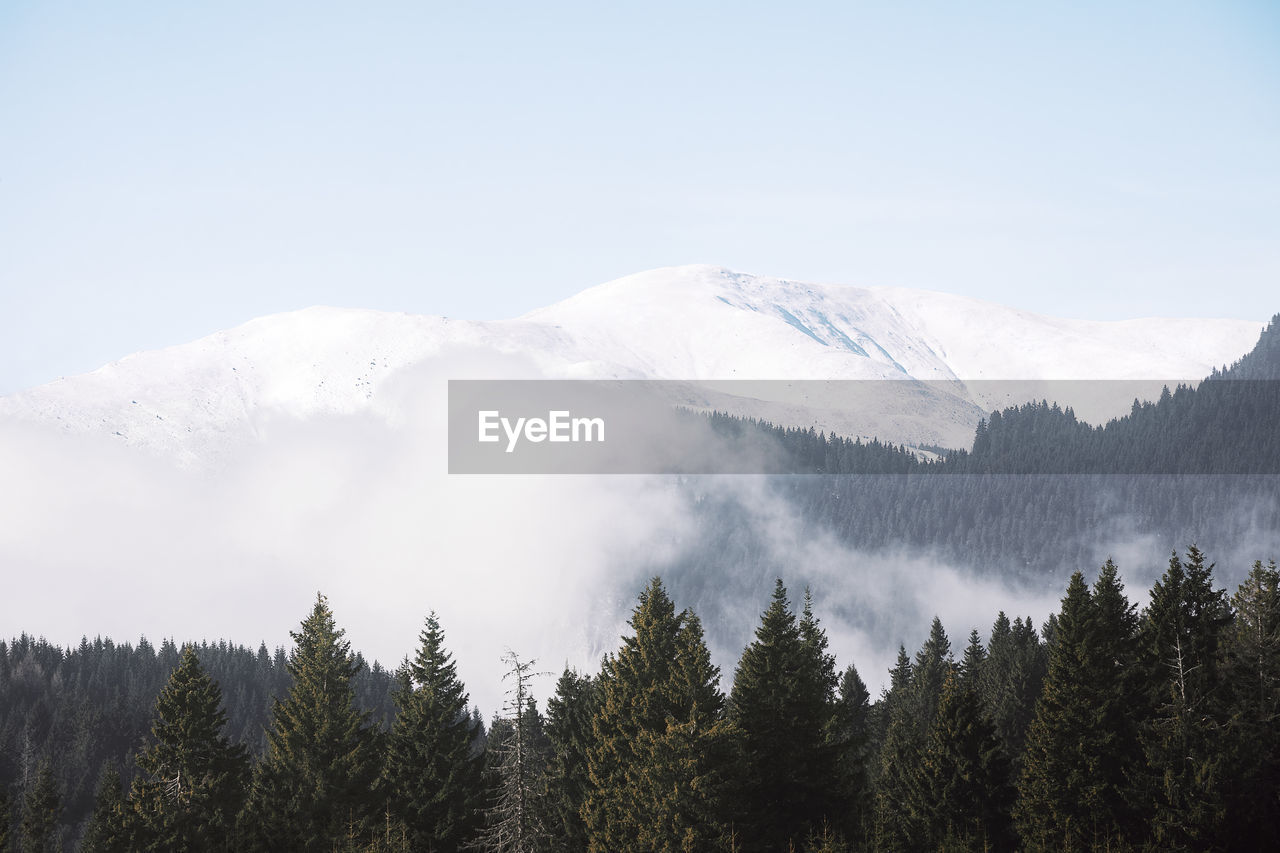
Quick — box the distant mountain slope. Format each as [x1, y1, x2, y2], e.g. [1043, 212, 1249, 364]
[0, 266, 1263, 466]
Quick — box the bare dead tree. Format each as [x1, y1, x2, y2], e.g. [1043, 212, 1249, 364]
[472, 651, 550, 853]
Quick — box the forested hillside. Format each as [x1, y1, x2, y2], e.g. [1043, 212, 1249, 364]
[2, 550, 1277, 851]
[680, 314, 1280, 579]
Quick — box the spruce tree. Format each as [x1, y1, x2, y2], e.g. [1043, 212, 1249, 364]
[830, 664, 872, 849]
[909, 617, 952, 740]
[1086, 558, 1143, 841]
[1220, 559, 1280, 849]
[81, 766, 129, 853]
[0, 785, 10, 853]
[239, 593, 383, 852]
[542, 668, 596, 852]
[1134, 547, 1232, 849]
[19, 761, 59, 853]
[728, 580, 839, 852]
[919, 668, 1014, 852]
[383, 612, 485, 853]
[125, 645, 248, 852]
[627, 612, 732, 853]
[958, 629, 985, 689]
[582, 577, 729, 852]
[1016, 565, 1139, 850]
[1015, 572, 1100, 849]
[874, 647, 923, 853]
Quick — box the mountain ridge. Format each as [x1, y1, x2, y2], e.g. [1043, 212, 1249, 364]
[0, 266, 1264, 467]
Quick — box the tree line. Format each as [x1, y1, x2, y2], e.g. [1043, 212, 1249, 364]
[2, 547, 1277, 852]
[680, 314, 1280, 579]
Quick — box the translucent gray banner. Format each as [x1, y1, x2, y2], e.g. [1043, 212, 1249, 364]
[447, 379, 1280, 475]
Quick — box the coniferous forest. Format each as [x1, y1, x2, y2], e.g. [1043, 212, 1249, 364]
[2, 547, 1278, 852]
[3, 325, 1276, 851]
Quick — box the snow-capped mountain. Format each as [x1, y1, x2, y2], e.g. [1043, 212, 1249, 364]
[0, 266, 1264, 466]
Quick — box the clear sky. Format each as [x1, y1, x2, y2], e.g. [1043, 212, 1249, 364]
[2, 1, 1278, 394]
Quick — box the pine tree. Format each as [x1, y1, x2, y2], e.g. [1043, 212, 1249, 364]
[0, 783, 11, 850]
[542, 668, 596, 852]
[958, 629, 985, 689]
[874, 647, 923, 853]
[829, 664, 872, 849]
[1219, 559, 1280, 849]
[383, 612, 485, 853]
[0, 784, 12, 852]
[625, 611, 732, 853]
[1134, 547, 1232, 849]
[81, 766, 129, 853]
[582, 577, 730, 852]
[919, 668, 1013, 852]
[239, 593, 384, 852]
[1085, 558, 1143, 842]
[909, 617, 952, 741]
[728, 580, 840, 852]
[124, 645, 248, 851]
[1015, 572, 1100, 849]
[19, 761, 59, 853]
[980, 612, 1046, 771]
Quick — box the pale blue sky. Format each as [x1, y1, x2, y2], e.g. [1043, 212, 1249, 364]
[2, 1, 1278, 394]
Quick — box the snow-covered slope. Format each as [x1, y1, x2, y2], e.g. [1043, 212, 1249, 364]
[0, 266, 1264, 466]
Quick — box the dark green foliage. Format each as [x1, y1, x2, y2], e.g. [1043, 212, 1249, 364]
[582, 578, 730, 852]
[383, 613, 485, 853]
[0, 784, 11, 851]
[874, 647, 923, 853]
[908, 617, 952, 742]
[19, 761, 59, 853]
[829, 664, 872, 847]
[123, 645, 248, 851]
[1133, 547, 1233, 849]
[0, 634, 395, 841]
[80, 766, 128, 853]
[919, 669, 1014, 852]
[1220, 559, 1280, 849]
[2, 549, 1279, 851]
[958, 630, 985, 688]
[238, 593, 384, 853]
[727, 581, 840, 852]
[541, 668, 596, 852]
[1016, 564, 1141, 850]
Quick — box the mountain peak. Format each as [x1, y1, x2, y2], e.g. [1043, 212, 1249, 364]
[0, 267, 1266, 467]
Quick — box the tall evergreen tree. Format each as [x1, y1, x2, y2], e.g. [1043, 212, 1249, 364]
[80, 766, 129, 853]
[830, 664, 872, 849]
[1016, 571, 1119, 850]
[239, 593, 383, 853]
[908, 617, 952, 741]
[627, 612, 733, 853]
[383, 612, 485, 853]
[874, 647, 923, 853]
[124, 645, 248, 852]
[1085, 558, 1143, 842]
[19, 761, 59, 853]
[582, 577, 729, 852]
[542, 668, 596, 852]
[1134, 547, 1233, 849]
[1220, 559, 1280, 849]
[0, 785, 11, 853]
[919, 669, 1014, 852]
[728, 580, 840, 852]
[958, 630, 986, 689]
